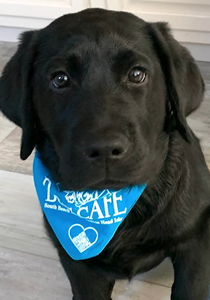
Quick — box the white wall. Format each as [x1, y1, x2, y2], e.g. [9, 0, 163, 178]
[0, 0, 210, 61]
[0, 0, 88, 28]
[0, 0, 89, 42]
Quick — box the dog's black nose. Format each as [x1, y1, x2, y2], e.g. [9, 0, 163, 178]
[84, 135, 129, 160]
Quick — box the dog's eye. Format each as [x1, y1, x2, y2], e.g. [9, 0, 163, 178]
[128, 67, 146, 84]
[52, 73, 70, 88]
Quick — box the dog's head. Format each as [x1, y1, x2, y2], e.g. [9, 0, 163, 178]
[0, 9, 204, 190]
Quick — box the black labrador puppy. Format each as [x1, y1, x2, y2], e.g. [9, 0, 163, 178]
[1, 8, 210, 300]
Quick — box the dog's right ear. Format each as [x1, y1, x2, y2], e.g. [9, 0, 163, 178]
[0, 30, 39, 160]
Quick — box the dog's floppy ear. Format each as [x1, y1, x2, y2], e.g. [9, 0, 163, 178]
[148, 22, 205, 142]
[0, 30, 39, 160]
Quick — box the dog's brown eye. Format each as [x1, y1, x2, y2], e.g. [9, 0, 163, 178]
[52, 73, 70, 88]
[128, 67, 146, 84]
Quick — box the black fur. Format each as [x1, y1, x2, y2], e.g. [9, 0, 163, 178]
[0, 8, 210, 300]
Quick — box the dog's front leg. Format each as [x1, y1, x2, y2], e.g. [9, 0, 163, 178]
[43, 214, 115, 300]
[58, 248, 115, 300]
[170, 231, 210, 300]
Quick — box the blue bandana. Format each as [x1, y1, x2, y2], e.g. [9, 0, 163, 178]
[33, 152, 146, 260]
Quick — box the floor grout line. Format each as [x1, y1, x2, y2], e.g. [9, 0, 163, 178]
[134, 278, 172, 289]
[0, 244, 60, 262]
[0, 126, 17, 145]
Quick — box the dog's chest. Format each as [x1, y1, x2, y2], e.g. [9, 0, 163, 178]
[98, 231, 166, 277]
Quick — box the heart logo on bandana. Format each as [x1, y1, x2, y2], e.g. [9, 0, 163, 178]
[68, 224, 99, 253]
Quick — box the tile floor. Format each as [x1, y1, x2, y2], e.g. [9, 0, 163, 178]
[0, 41, 209, 300]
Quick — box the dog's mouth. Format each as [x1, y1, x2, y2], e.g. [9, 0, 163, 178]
[60, 177, 132, 192]
[88, 179, 132, 191]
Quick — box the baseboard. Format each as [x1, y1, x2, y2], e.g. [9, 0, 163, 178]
[182, 43, 210, 63]
[0, 26, 29, 43]
[0, 26, 210, 62]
